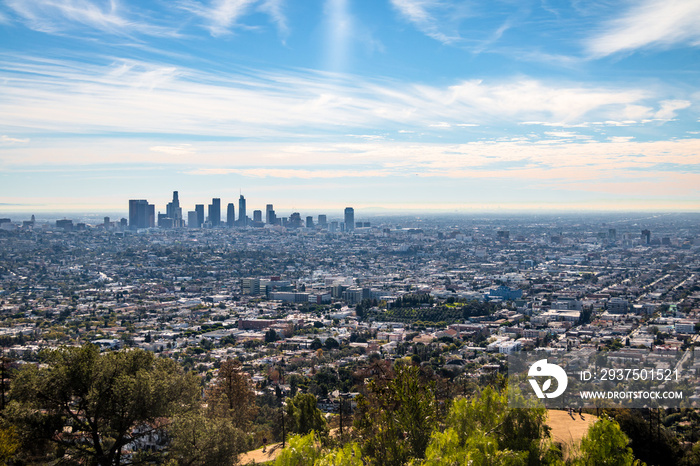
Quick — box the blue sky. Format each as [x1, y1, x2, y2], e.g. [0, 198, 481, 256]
[0, 0, 699, 216]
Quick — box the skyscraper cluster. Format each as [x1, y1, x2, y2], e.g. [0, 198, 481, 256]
[128, 191, 363, 232]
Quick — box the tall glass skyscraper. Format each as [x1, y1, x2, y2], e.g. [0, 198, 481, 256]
[128, 199, 154, 229]
[238, 195, 247, 226]
[208, 198, 221, 227]
[226, 203, 235, 227]
[344, 207, 354, 231]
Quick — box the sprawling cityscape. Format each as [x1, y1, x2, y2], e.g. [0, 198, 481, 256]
[1, 193, 700, 463]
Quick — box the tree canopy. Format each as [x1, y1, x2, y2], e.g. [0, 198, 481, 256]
[285, 392, 328, 437]
[7, 345, 199, 465]
[354, 364, 438, 465]
[576, 417, 636, 466]
[206, 358, 257, 429]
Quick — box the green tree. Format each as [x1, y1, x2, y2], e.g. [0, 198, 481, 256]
[274, 435, 363, 466]
[265, 329, 279, 343]
[324, 337, 340, 350]
[354, 364, 437, 466]
[310, 338, 323, 350]
[6, 344, 199, 465]
[206, 359, 257, 429]
[0, 420, 19, 466]
[286, 393, 328, 436]
[316, 442, 364, 466]
[274, 432, 322, 466]
[423, 386, 554, 466]
[167, 409, 246, 466]
[575, 417, 636, 466]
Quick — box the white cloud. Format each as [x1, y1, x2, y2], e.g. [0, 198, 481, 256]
[0, 135, 30, 145]
[179, 0, 287, 36]
[149, 144, 196, 156]
[544, 131, 592, 140]
[189, 168, 392, 178]
[654, 99, 691, 120]
[389, 0, 462, 44]
[0, 56, 688, 139]
[258, 0, 288, 37]
[586, 0, 700, 57]
[5, 0, 179, 37]
[178, 0, 256, 36]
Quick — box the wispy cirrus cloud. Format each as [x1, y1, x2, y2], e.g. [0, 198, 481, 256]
[178, 0, 288, 36]
[149, 144, 196, 156]
[178, 0, 256, 36]
[5, 0, 179, 37]
[0, 135, 30, 145]
[7, 136, 700, 177]
[389, 0, 464, 44]
[258, 0, 288, 37]
[189, 167, 393, 178]
[0, 56, 690, 140]
[586, 0, 700, 57]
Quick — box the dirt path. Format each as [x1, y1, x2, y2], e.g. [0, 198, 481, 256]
[239, 442, 283, 465]
[547, 409, 598, 459]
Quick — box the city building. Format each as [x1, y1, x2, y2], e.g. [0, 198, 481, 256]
[238, 195, 247, 227]
[266, 204, 275, 225]
[56, 219, 74, 231]
[226, 203, 235, 227]
[128, 200, 155, 229]
[344, 207, 354, 231]
[187, 211, 198, 229]
[241, 278, 261, 295]
[289, 212, 302, 228]
[195, 204, 204, 228]
[208, 198, 221, 227]
[608, 297, 629, 314]
[165, 191, 183, 228]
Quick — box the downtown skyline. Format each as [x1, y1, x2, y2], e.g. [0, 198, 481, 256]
[1, 0, 699, 213]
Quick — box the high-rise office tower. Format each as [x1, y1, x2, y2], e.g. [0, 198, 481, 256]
[318, 214, 327, 226]
[344, 207, 355, 231]
[187, 211, 198, 229]
[641, 229, 651, 244]
[238, 195, 247, 226]
[165, 191, 183, 227]
[128, 200, 154, 229]
[306, 216, 313, 228]
[289, 212, 302, 228]
[226, 203, 235, 227]
[195, 204, 204, 228]
[253, 210, 262, 223]
[266, 204, 275, 224]
[208, 198, 221, 227]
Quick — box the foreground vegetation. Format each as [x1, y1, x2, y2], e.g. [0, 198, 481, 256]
[0, 344, 699, 465]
